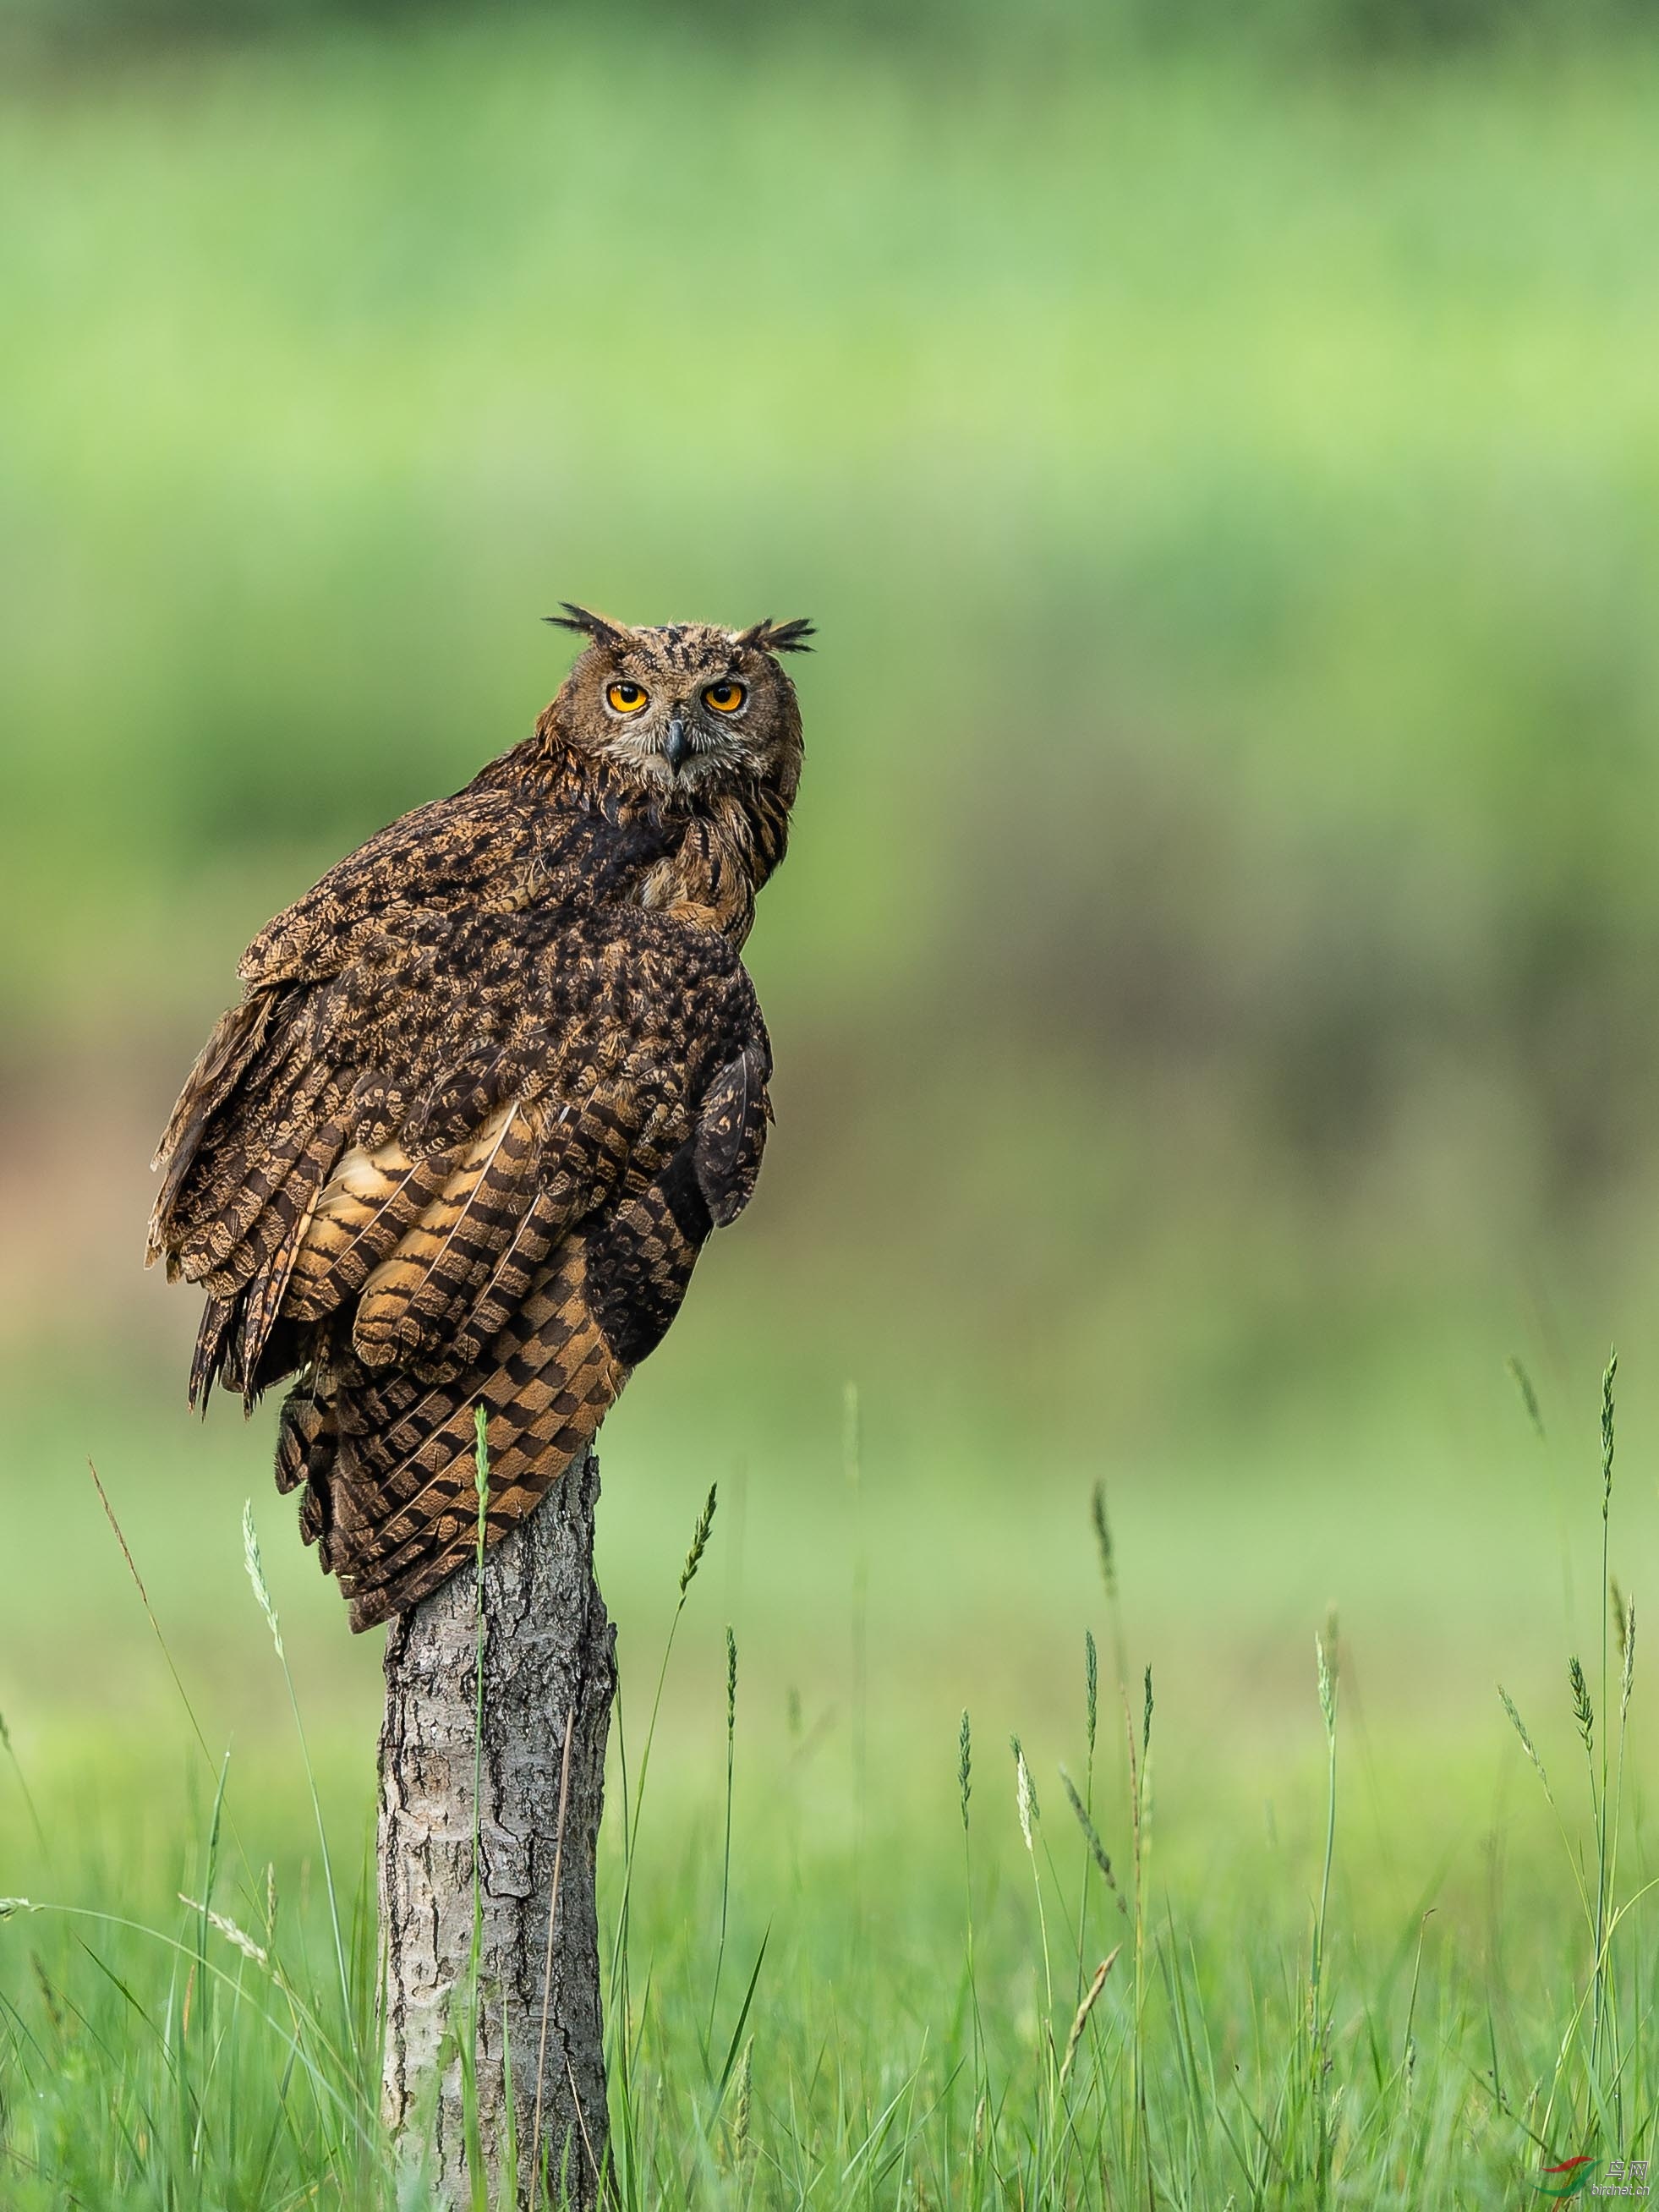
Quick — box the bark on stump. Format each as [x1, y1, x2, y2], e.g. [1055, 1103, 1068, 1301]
[378, 1444, 615, 2209]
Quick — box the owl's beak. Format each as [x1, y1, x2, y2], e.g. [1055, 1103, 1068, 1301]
[664, 715, 692, 772]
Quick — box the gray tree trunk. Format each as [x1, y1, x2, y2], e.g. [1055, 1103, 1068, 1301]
[378, 1445, 615, 2210]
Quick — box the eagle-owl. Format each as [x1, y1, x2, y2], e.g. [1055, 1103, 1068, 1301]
[148, 606, 812, 1630]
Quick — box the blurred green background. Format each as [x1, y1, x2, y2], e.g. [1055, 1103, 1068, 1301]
[5, 0, 1659, 1826]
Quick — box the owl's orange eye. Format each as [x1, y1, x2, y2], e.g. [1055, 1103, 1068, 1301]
[703, 681, 747, 715]
[606, 681, 649, 715]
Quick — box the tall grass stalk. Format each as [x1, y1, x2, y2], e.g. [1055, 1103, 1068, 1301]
[1606, 1594, 1636, 2028]
[844, 1382, 868, 1875]
[1123, 1669, 1155, 2208]
[1075, 1628, 1098, 2012]
[706, 1624, 738, 2052]
[0, 1710, 43, 1856]
[87, 1458, 222, 1778]
[607, 1480, 716, 2210]
[1092, 1481, 1131, 1829]
[1091, 1481, 1128, 1704]
[1497, 1353, 1651, 2169]
[1591, 1352, 1616, 2089]
[957, 1706, 988, 2150]
[241, 1497, 353, 2053]
[1010, 1733, 1054, 2045]
[1311, 1616, 1339, 2199]
[83, 1457, 296, 2001]
[530, 1710, 577, 2210]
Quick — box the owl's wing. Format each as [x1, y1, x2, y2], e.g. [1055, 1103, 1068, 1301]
[151, 775, 622, 1372]
[151, 783, 536, 1251]
[238, 769, 675, 992]
[152, 898, 771, 1629]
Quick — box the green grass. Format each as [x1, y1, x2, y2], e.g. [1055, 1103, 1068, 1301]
[4, 1361, 1659, 2207]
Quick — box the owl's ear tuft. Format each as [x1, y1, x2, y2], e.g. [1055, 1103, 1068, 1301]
[734, 616, 815, 656]
[545, 602, 632, 650]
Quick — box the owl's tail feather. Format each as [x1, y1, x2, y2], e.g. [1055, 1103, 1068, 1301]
[190, 1297, 237, 1410]
[333, 1238, 627, 1629]
[275, 1388, 331, 1496]
[254, 1201, 565, 1603]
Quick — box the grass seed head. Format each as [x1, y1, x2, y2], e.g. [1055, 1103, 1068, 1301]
[679, 1483, 718, 1596]
[1010, 1734, 1038, 1850]
[1317, 1618, 1339, 1739]
[725, 1626, 738, 1739]
[179, 1894, 269, 1968]
[1602, 1349, 1618, 1516]
[473, 1404, 490, 1574]
[473, 1402, 490, 1502]
[1622, 1598, 1637, 1721]
[1498, 1684, 1552, 1794]
[1569, 1654, 1595, 1753]
[1059, 1949, 1119, 2084]
[1091, 1481, 1117, 1602]
[241, 1501, 284, 1661]
[730, 2034, 753, 2165]
[958, 1709, 972, 1830]
[1507, 1355, 1547, 1442]
[1059, 1765, 1123, 1906]
[1142, 1664, 1154, 1758]
[1085, 1629, 1098, 1757]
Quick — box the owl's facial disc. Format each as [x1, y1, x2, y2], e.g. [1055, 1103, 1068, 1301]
[598, 682, 736, 783]
[553, 617, 803, 808]
[593, 660, 758, 788]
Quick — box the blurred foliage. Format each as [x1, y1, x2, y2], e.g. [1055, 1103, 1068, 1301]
[7, 0, 1659, 68]
[3, 9, 1659, 1498]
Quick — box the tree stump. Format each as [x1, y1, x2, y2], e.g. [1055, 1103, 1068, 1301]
[377, 1444, 615, 2209]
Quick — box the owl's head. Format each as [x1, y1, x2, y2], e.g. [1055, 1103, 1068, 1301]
[544, 604, 812, 808]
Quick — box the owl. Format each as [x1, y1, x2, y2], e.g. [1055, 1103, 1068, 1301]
[148, 606, 812, 1629]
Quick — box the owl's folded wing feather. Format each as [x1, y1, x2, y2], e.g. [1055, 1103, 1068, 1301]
[237, 788, 534, 990]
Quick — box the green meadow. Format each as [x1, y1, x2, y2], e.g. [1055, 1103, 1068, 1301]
[6, 9, 1659, 2202]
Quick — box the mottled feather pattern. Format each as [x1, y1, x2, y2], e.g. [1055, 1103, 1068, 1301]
[150, 614, 807, 1628]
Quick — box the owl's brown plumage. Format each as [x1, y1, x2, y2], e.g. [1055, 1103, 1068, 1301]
[150, 608, 810, 1629]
